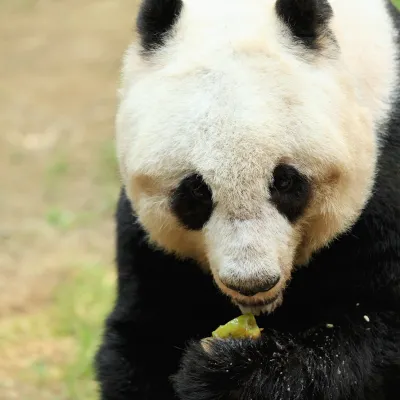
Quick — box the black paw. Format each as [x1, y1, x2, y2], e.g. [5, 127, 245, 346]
[172, 338, 263, 400]
[172, 334, 306, 400]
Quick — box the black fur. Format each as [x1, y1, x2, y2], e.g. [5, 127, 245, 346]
[170, 174, 214, 231]
[276, 0, 333, 49]
[137, 0, 183, 52]
[270, 164, 311, 223]
[95, 5, 400, 400]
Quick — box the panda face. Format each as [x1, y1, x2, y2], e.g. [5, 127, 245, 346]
[117, 0, 396, 314]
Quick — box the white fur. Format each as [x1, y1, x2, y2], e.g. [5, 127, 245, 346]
[116, 0, 398, 313]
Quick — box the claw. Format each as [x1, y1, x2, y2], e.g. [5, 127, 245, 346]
[201, 337, 214, 353]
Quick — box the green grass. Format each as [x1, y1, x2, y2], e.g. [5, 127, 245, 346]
[46, 158, 70, 181]
[46, 208, 76, 230]
[43, 137, 120, 232]
[53, 264, 115, 400]
[0, 264, 116, 400]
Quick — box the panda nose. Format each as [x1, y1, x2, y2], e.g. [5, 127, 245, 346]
[221, 276, 280, 297]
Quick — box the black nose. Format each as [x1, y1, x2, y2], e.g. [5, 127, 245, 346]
[222, 276, 280, 297]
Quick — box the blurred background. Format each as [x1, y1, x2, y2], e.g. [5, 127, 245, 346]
[0, 1, 399, 399]
[0, 0, 138, 398]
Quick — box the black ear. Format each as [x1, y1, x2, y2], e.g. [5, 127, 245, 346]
[275, 0, 333, 49]
[137, 0, 183, 52]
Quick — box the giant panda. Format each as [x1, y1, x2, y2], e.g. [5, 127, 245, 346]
[95, 0, 400, 399]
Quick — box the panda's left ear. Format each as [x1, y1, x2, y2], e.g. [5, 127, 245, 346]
[137, 0, 183, 52]
[275, 0, 333, 49]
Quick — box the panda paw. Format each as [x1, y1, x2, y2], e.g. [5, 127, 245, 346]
[172, 334, 305, 400]
[172, 338, 244, 400]
[172, 334, 291, 400]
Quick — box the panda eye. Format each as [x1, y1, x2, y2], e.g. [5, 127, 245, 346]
[270, 164, 311, 223]
[191, 185, 206, 199]
[273, 170, 294, 193]
[170, 174, 214, 231]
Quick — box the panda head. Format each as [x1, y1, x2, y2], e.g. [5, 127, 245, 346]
[116, 0, 389, 314]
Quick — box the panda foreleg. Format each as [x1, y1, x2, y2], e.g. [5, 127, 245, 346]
[95, 324, 179, 400]
[173, 310, 400, 400]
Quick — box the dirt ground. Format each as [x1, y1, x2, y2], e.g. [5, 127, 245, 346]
[0, 0, 138, 398]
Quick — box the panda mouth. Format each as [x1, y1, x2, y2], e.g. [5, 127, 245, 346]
[212, 274, 284, 314]
[233, 294, 280, 308]
[234, 294, 283, 315]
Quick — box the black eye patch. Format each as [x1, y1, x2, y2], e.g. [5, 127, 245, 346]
[170, 174, 214, 231]
[270, 164, 311, 223]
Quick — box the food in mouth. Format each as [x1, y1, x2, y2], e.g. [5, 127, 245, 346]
[211, 313, 262, 339]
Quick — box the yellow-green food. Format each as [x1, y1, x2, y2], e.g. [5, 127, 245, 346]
[212, 314, 262, 339]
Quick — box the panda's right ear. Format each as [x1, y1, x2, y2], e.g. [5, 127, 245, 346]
[137, 0, 183, 52]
